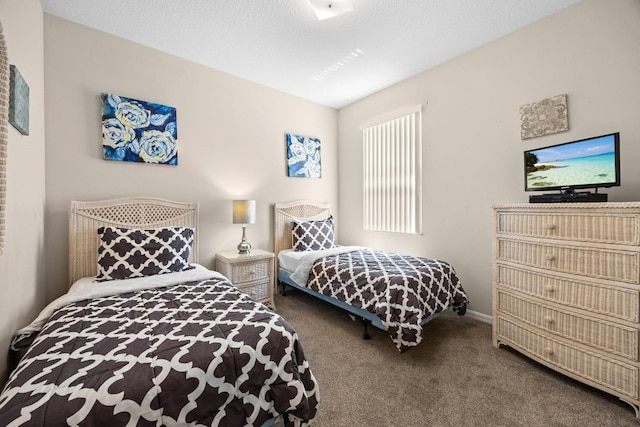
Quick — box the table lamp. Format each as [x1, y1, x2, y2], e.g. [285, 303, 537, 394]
[232, 200, 256, 254]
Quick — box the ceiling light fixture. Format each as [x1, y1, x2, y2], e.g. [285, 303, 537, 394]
[308, 0, 353, 21]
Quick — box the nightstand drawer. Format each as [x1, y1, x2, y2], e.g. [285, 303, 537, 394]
[237, 280, 269, 301]
[231, 260, 269, 283]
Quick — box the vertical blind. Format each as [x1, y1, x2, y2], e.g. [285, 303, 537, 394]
[361, 105, 422, 234]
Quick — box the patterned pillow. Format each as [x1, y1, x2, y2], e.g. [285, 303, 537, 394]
[292, 216, 337, 251]
[95, 226, 195, 281]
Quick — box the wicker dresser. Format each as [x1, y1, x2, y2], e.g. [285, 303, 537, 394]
[493, 203, 640, 416]
[215, 249, 275, 308]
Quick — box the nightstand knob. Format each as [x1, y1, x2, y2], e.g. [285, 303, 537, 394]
[543, 347, 553, 356]
[543, 316, 553, 324]
[543, 284, 555, 292]
[545, 254, 556, 262]
[546, 224, 557, 230]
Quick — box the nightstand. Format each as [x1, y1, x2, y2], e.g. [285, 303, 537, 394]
[215, 249, 275, 308]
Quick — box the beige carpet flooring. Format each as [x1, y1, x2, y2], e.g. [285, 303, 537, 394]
[274, 289, 639, 427]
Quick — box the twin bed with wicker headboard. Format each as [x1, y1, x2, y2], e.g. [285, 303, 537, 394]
[0, 197, 318, 427]
[68, 197, 200, 283]
[274, 199, 468, 351]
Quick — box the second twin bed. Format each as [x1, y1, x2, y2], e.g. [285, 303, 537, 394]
[273, 200, 468, 352]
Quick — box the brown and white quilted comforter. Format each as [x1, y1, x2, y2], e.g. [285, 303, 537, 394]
[305, 249, 468, 351]
[0, 272, 318, 426]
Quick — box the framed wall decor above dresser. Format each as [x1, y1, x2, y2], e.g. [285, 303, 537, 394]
[492, 202, 640, 417]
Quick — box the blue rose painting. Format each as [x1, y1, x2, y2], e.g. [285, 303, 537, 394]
[286, 134, 321, 178]
[102, 93, 178, 165]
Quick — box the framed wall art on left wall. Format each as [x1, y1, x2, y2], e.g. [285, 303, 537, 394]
[9, 64, 29, 135]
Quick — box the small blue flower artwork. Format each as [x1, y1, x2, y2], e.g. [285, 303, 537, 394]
[286, 134, 321, 178]
[101, 93, 178, 165]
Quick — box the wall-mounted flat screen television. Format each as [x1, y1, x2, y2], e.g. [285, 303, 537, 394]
[524, 132, 620, 195]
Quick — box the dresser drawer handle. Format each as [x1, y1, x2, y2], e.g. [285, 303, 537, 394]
[543, 316, 554, 324]
[543, 347, 554, 356]
[543, 284, 555, 292]
[544, 255, 556, 262]
[545, 224, 557, 230]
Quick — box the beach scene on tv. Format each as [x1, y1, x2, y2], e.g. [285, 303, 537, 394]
[525, 135, 617, 190]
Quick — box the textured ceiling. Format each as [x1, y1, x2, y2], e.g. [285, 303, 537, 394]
[39, 0, 583, 108]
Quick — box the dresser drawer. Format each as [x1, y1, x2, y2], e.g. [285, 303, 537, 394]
[496, 316, 639, 399]
[496, 265, 640, 322]
[497, 238, 640, 284]
[497, 290, 639, 360]
[496, 211, 640, 245]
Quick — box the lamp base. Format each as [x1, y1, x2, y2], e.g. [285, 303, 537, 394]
[237, 240, 251, 255]
[237, 225, 251, 254]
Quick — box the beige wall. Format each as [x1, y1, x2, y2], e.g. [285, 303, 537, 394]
[0, 0, 46, 381]
[43, 15, 338, 302]
[337, 0, 640, 316]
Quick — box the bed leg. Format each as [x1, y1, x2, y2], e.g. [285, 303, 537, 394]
[362, 318, 372, 340]
[280, 281, 288, 296]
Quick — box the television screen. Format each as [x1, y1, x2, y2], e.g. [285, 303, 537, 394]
[524, 132, 620, 193]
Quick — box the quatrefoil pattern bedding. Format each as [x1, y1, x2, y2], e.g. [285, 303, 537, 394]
[306, 249, 468, 351]
[0, 277, 318, 426]
[292, 216, 337, 251]
[96, 226, 194, 281]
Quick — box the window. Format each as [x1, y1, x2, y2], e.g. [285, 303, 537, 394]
[361, 105, 422, 234]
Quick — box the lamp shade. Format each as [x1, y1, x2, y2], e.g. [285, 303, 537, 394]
[232, 200, 256, 225]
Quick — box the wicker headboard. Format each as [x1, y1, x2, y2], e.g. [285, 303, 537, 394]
[69, 197, 199, 285]
[273, 200, 332, 257]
